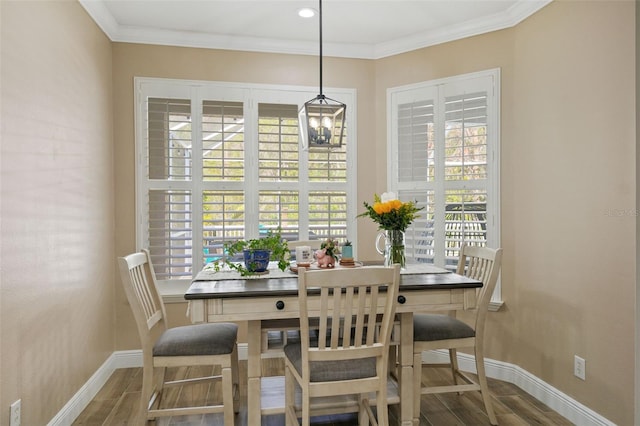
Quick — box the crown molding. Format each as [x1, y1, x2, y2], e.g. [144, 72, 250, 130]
[80, 0, 551, 60]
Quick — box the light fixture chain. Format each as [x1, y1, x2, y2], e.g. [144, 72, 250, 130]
[319, 0, 323, 98]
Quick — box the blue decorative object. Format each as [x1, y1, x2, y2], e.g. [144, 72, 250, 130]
[243, 249, 270, 273]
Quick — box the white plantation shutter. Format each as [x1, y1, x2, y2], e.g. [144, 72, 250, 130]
[148, 98, 192, 181]
[136, 79, 356, 282]
[308, 148, 347, 181]
[202, 101, 245, 181]
[257, 103, 349, 241]
[145, 97, 194, 278]
[397, 99, 435, 183]
[258, 104, 298, 182]
[258, 190, 299, 236]
[257, 104, 301, 238]
[308, 191, 348, 240]
[440, 89, 490, 266]
[202, 190, 245, 264]
[389, 69, 500, 276]
[148, 189, 193, 279]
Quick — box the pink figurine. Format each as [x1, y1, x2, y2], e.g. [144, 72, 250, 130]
[314, 248, 335, 268]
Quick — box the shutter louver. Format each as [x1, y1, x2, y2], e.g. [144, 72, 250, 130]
[400, 190, 435, 264]
[148, 98, 192, 180]
[258, 104, 299, 181]
[146, 97, 194, 279]
[147, 189, 192, 279]
[442, 91, 489, 263]
[258, 191, 299, 237]
[308, 131, 347, 182]
[309, 191, 348, 240]
[202, 190, 245, 263]
[203, 101, 244, 181]
[398, 100, 435, 182]
[444, 92, 488, 181]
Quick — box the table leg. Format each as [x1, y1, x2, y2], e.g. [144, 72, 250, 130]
[399, 312, 416, 426]
[247, 320, 262, 426]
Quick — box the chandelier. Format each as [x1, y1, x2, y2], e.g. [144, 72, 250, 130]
[298, 0, 346, 150]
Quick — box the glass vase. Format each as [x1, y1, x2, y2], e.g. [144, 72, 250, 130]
[375, 229, 406, 268]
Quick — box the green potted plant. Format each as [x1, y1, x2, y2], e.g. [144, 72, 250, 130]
[214, 228, 290, 276]
[341, 240, 353, 259]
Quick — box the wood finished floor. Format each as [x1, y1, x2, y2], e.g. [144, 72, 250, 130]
[73, 358, 574, 425]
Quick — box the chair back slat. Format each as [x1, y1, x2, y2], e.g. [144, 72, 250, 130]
[353, 288, 366, 347]
[342, 287, 355, 346]
[330, 289, 342, 348]
[366, 286, 379, 346]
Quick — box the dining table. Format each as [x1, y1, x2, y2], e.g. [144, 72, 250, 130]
[185, 261, 482, 426]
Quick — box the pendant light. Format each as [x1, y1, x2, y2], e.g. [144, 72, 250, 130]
[298, 0, 346, 150]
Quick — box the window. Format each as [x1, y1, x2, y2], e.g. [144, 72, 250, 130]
[135, 78, 357, 283]
[388, 69, 501, 304]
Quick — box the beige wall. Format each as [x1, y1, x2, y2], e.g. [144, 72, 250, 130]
[376, 1, 636, 424]
[510, 2, 635, 420]
[0, 1, 114, 425]
[0, 0, 635, 424]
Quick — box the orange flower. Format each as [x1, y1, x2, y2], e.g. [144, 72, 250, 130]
[388, 199, 402, 211]
[373, 202, 386, 214]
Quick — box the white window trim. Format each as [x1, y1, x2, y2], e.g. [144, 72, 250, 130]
[386, 69, 503, 309]
[134, 77, 358, 291]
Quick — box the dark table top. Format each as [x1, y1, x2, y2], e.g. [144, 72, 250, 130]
[185, 264, 482, 300]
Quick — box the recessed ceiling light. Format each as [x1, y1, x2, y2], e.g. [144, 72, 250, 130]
[298, 7, 316, 18]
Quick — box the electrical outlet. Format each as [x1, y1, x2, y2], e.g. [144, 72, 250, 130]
[574, 355, 586, 380]
[10, 399, 21, 426]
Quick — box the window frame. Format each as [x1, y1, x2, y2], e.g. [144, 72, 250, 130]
[134, 77, 358, 287]
[386, 69, 502, 308]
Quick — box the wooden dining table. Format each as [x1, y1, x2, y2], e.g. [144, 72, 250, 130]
[185, 262, 482, 426]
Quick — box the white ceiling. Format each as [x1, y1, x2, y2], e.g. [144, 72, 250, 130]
[79, 0, 551, 59]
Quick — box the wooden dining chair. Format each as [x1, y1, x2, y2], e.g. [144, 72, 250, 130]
[412, 244, 503, 425]
[118, 249, 239, 425]
[284, 265, 401, 426]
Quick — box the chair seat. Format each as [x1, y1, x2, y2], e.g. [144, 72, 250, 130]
[284, 342, 376, 383]
[153, 322, 238, 357]
[413, 314, 475, 342]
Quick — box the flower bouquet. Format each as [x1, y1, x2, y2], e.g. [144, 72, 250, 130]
[358, 192, 423, 267]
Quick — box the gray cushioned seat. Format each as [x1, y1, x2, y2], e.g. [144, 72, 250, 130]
[284, 342, 376, 382]
[153, 322, 238, 357]
[413, 314, 475, 342]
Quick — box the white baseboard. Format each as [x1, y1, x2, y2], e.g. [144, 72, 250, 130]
[422, 350, 615, 426]
[51, 345, 613, 426]
[47, 350, 143, 426]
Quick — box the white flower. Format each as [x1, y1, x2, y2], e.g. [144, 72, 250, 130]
[380, 192, 397, 203]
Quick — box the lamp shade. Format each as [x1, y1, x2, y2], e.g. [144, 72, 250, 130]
[298, 95, 345, 150]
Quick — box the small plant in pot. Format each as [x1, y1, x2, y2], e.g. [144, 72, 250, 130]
[214, 228, 290, 276]
[341, 240, 353, 259]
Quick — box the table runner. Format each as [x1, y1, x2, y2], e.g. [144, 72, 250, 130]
[193, 261, 449, 282]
